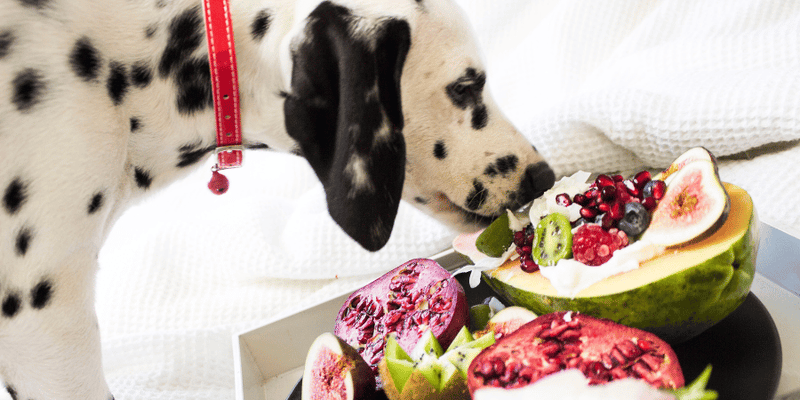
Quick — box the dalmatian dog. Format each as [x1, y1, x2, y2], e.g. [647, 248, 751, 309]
[0, 0, 555, 398]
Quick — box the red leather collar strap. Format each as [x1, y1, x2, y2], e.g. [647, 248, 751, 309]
[203, 0, 242, 195]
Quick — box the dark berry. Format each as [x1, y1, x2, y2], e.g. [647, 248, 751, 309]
[617, 202, 651, 237]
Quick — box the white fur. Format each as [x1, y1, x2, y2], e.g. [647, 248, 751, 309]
[0, 0, 548, 398]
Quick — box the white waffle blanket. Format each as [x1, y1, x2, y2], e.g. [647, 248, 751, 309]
[62, 1, 800, 399]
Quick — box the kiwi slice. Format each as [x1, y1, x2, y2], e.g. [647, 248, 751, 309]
[475, 212, 513, 257]
[532, 213, 573, 266]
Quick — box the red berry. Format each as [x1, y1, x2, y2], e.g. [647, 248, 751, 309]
[555, 193, 572, 207]
[595, 174, 615, 188]
[632, 170, 652, 190]
[572, 225, 628, 266]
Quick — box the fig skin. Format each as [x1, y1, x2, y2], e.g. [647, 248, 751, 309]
[302, 332, 376, 400]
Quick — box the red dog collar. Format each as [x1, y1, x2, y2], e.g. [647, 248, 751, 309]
[203, 0, 242, 195]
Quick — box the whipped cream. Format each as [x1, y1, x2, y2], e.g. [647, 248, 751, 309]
[539, 239, 665, 298]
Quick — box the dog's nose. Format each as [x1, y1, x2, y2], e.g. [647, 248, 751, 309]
[517, 161, 556, 205]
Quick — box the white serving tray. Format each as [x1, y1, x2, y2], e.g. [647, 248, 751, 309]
[232, 222, 800, 400]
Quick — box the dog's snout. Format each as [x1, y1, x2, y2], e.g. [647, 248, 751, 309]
[518, 161, 556, 204]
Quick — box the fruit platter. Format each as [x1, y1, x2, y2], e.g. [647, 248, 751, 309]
[233, 148, 787, 400]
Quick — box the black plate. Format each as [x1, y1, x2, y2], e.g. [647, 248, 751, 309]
[287, 272, 782, 400]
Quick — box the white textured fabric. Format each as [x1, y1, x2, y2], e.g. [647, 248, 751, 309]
[84, 1, 800, 399]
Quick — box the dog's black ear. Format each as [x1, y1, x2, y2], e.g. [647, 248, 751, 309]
[284, 2, 411, 251]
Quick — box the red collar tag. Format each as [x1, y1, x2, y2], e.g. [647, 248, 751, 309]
[203, 0, 242, 195]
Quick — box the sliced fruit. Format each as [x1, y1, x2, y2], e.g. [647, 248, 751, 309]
[302, 332, 375, 400]
[654, 147, 718, 184]
[378, 328, 495, 400]
[333, 259, 468, 386]
[474, 306, 538, 340]
[532, 213, 573, 266]
[476, 211, 514, 258]
[467, 312, 684, 395]
[640, 160, 730, 247]
[481, 183, 757, 342]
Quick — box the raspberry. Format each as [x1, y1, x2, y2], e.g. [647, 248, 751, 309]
[571, 225, 629, 266]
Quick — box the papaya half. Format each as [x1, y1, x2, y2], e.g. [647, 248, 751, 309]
[478, 183, 758, 343]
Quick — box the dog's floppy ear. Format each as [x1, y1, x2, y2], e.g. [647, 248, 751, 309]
[284, 2, 411, 251]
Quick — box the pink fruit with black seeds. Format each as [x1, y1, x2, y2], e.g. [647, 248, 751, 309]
[334, 259, 468, 386]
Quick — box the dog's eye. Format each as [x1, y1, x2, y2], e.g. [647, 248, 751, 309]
[446, 69, 486, 109]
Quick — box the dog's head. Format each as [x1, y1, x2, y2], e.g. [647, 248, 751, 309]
[282, 0, 555, 251]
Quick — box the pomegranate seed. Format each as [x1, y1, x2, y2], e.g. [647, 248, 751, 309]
[521, 259, 539, 273]
[595, 174, 615, 188]
[640, 353, 664, 371]
[616, 340, 642, 359]
[642, 196, 657, 211]
[540, 341, 561, 357]
[597, 213, 615, 230]
[597, 203, 611, 213]
[555, 193, 572, 207]
[651, 180, 667, 200]
[633, 170, 651, 190]
[492, 359, 506, 376]
[586, 188, 600, 199]
[609, 201, 624, 220]
[580, 207, 598, 219]
[559, 330, 581, 341]
[613, 174, 624, 182]
[622, 180, 640, 198]
[637, 340, 653, 351]
[600, 185, 617, 201]
[573, 194, 589, 206]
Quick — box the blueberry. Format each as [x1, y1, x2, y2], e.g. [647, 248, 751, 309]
[618, 202, 651, 237]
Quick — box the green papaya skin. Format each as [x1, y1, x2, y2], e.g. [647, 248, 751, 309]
[482, 184, 758, 343]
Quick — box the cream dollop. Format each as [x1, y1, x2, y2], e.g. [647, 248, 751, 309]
[539, 238, 665, 298]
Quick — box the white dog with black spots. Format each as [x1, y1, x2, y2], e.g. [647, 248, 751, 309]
[0, 0, 555, 398]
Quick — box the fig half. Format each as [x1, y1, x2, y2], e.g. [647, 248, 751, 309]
[302, 332, 375, 400]
[640, 160, 730, 247]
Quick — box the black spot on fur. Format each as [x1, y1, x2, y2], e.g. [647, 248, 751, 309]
[107, 61, 129, 105]
[130, 117, 141, 132]
[5, 385, 17, 400]
[433, 140, 447, 159]
[0, 30, 14, 59]
[70, 37, 102, 82]
[12, 68, 45, 112]
[131, 61, 152, 88]
[495, 155, 518, 175]
[88, 192, 104, 214]
[484, 165, 498, 177]
[472, 104, 488, 130]
[465, 180, 488, 211]
[18, 0, 49, 9]
[414, 197, 429, 205]
[159, 6, 203, 78]
[31, 280, 52, 309]
[2, 294, 20, 318]
[177, 141, 214, 168]
[134, 167, 152, 189]
[175, 57, 212, 115]
[145, 23, 158, 39]
[3, 177, 27, 215]
[251, 9, 272, 41]
[15, 226, 32, 256]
